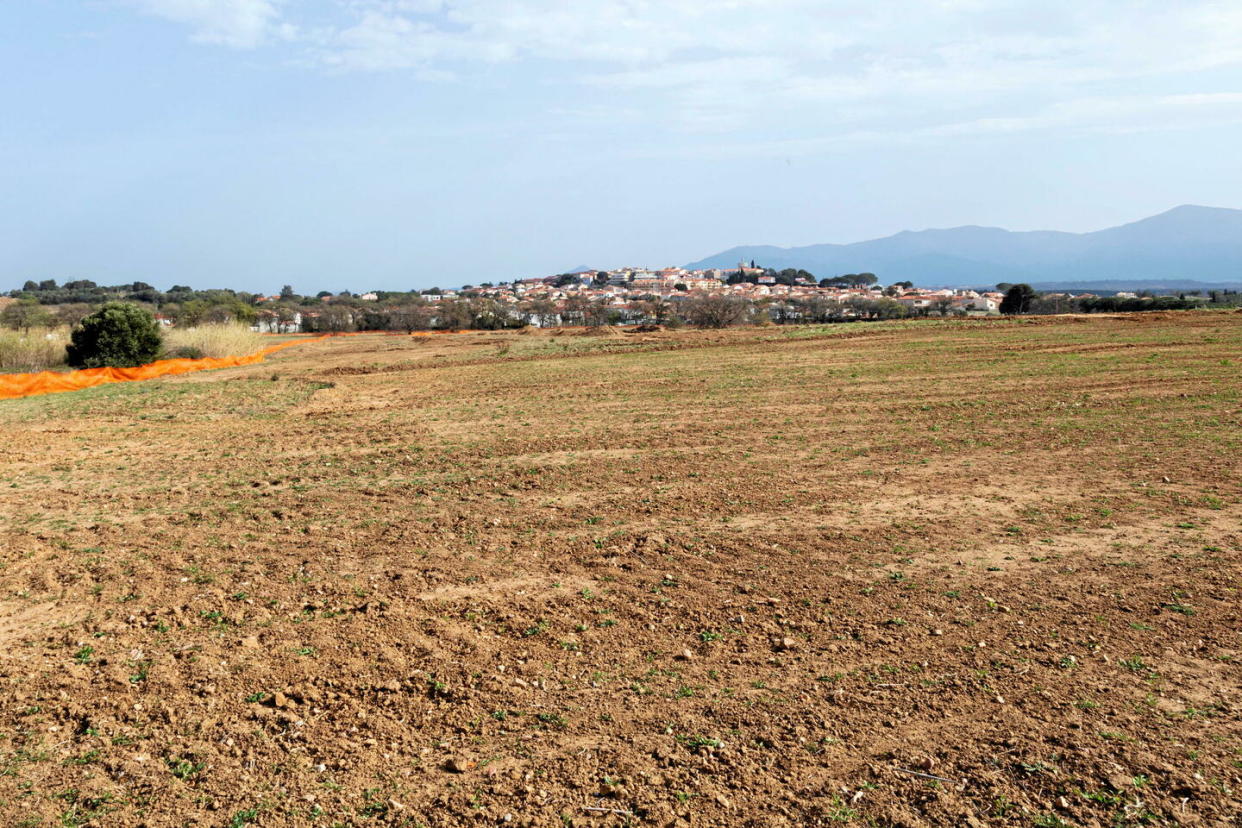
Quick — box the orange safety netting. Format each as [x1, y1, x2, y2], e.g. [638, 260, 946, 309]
[0, 335, 332, 402]
[0, 329, 472, 402]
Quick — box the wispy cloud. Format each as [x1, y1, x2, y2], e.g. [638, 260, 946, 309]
[130, 0, 286, 48]
[929, 92, 1242, 137]
[124, 1, 1242, 144]
[619, 91, 1242, 163]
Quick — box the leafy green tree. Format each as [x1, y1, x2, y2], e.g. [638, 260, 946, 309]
[820, 273, 880, 288]
[176, 299, 210, 326]
[65, 302, 162, 368]
[1000, 284, 1037, 315]
[0, 301, 54, 332]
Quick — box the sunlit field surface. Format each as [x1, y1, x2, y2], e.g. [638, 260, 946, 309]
[0, 312, 1238, 827]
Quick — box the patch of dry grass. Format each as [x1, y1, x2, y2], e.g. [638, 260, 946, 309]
[0, 327, 67, 372]
[162, 323, 264, 359]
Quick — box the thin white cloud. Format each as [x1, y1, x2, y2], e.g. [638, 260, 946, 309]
[126, 0, 1242, 144]
[928, 92, 1242, 137]
[131, 0, 284, 49]
[318, 3, 1242, 98]
[130, 1, 1242, 87]
[626, 91, 1242, 161]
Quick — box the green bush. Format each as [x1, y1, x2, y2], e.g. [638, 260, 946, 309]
[66, 302, 162, 368]
[163, 345, 205, 360]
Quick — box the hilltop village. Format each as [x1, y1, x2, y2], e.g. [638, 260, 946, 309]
[408, 264, 1002, 315]
[249, 264, 1012, 331]
[6, 266, 1223, 335]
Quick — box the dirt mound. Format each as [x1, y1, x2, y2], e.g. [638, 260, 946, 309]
[1118, 310, 1185, 323]
[625, 324, 664, 333]
[576, 325, 623, 337]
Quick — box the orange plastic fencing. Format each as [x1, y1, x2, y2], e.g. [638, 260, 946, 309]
[0, 329, 477, 402]
[0, 335, 332, 402]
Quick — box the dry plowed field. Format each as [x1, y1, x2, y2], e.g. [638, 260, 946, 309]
[1, 313, 1240, 827]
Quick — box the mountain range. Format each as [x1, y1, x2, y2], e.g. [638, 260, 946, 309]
[684, 205, 1242, 290]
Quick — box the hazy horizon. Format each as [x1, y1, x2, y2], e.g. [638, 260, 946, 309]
[4, 2, 1241, 294]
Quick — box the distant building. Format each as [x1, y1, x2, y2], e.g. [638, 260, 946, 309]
[737, 260, 765, 277]
[251, 310, 303, 333]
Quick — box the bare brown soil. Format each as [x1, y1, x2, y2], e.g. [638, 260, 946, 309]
[0, 312, 1239, 827]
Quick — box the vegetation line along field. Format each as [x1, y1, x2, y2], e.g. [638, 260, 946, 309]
[5, 273, 1239, 377]
[0, 312, 1239, 827]
[0, 327, 329, 402]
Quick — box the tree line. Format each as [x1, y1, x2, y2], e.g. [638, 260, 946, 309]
[5, 277, 1238, 336]
[997, 283, 1239, 315]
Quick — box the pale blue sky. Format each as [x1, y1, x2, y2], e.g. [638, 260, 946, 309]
[3, 1, 1241, 294]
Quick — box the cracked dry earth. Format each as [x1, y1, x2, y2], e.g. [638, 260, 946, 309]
[0, 312, 1239, 827]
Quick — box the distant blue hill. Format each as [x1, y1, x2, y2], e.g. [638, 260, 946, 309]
[1021, 279, 1242, 293]
[685, 205, 1242, 289]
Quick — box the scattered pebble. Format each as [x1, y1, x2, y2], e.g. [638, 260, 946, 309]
[447, 757, 476, 773]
